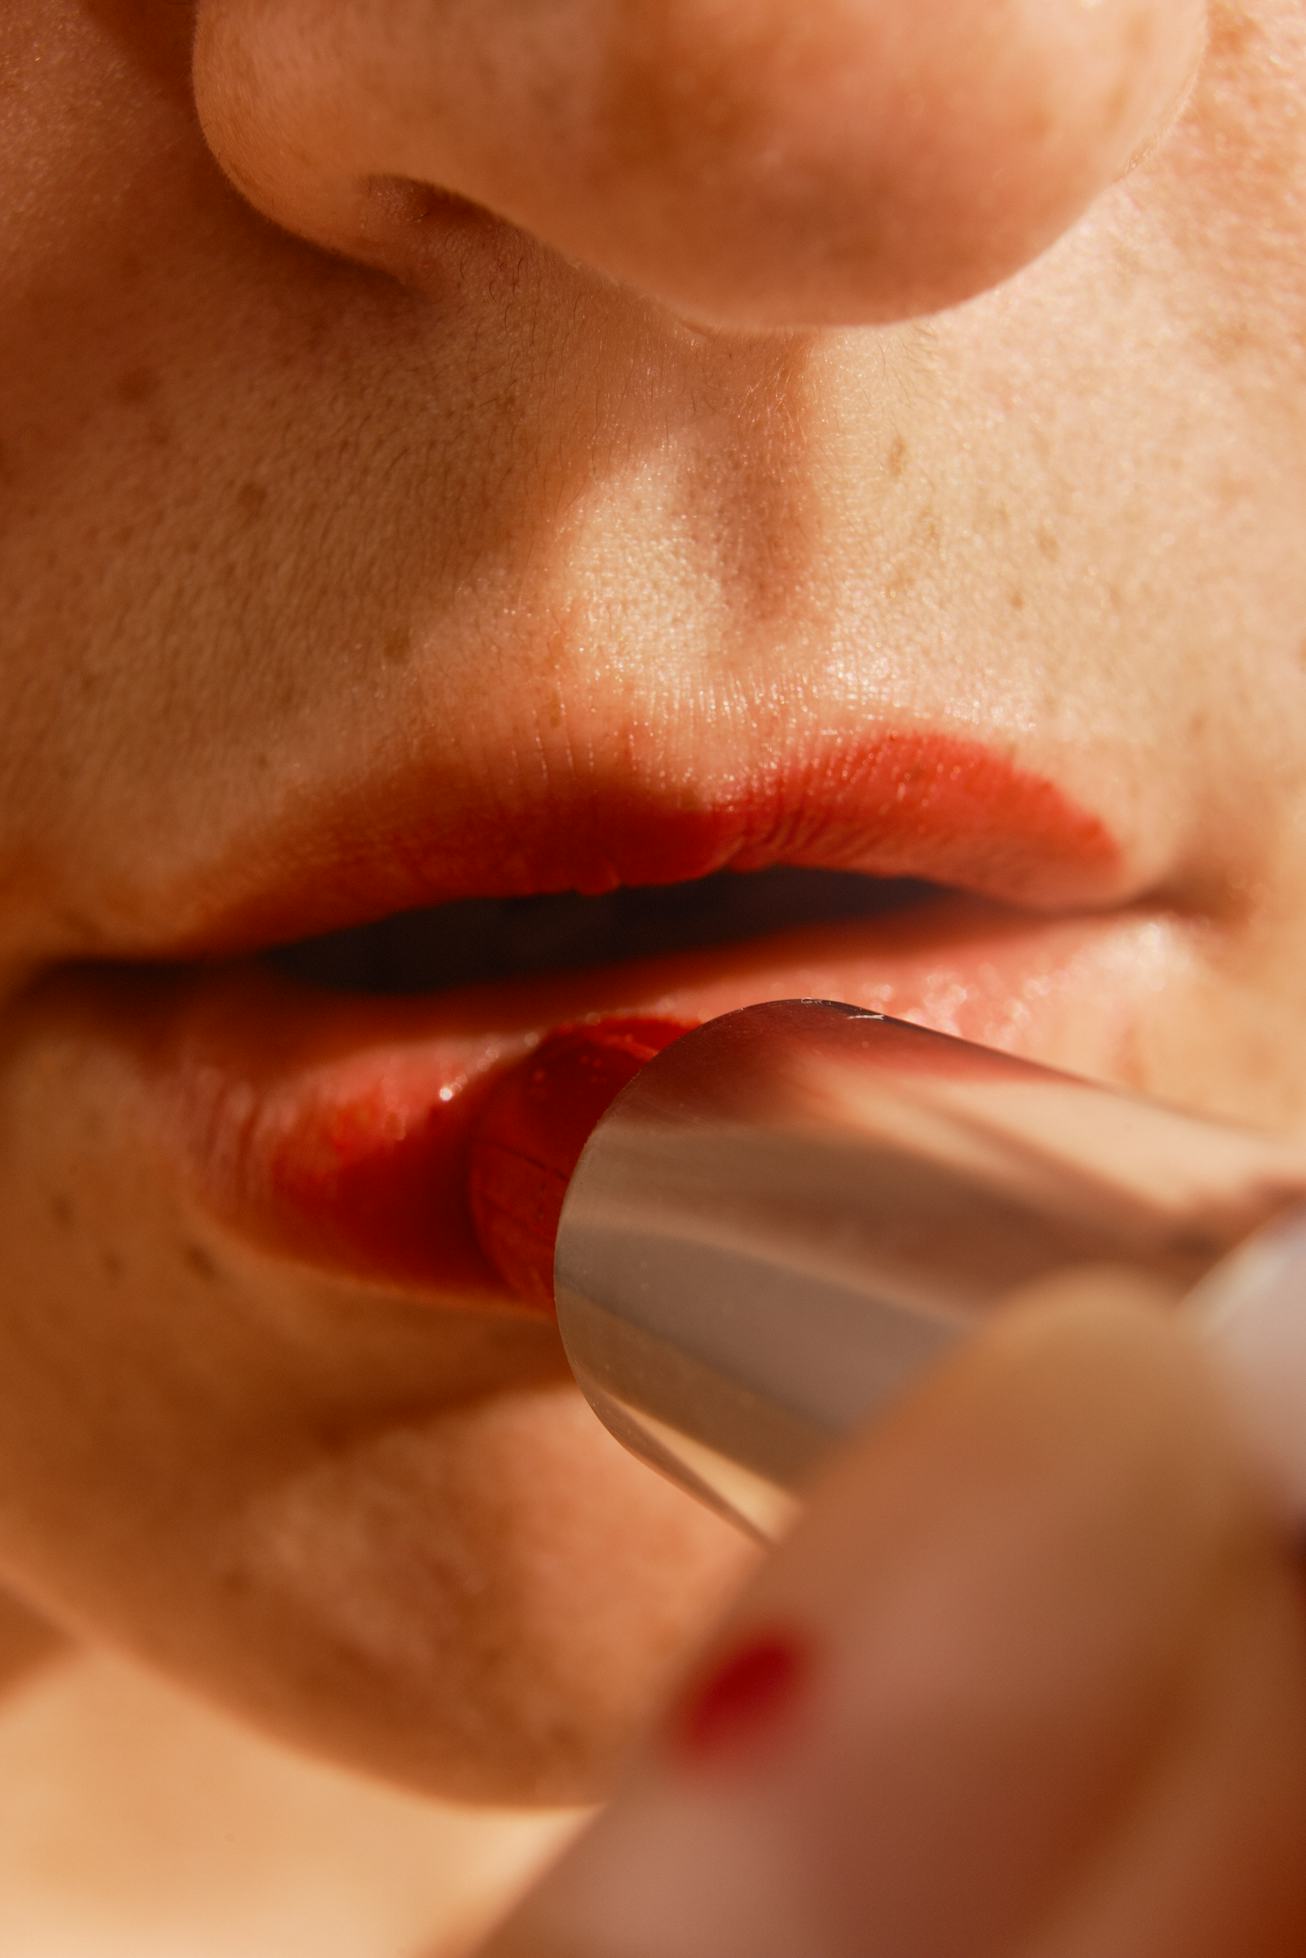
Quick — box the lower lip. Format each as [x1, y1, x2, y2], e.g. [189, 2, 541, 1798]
[126, 895, 1180, 1307]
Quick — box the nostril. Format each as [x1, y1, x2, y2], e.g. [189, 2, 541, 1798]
[194, 3, 523, 288]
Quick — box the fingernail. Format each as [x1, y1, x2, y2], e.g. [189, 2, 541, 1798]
[667, 1627, 813, 1768]
[1191, 1206, 1306, 1517]
[658, 1290, 1254, 1958]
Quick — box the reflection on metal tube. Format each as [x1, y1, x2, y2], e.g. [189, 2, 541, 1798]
[554, 1001, 1306, 1538]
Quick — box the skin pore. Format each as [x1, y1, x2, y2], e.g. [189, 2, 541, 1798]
[1, 0, 1306, 1829]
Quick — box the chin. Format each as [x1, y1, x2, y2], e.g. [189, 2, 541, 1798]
[135, 1379, 755, 1806]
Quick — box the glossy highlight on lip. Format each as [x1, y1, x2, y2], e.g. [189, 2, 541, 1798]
[154, 972, 515, 1297]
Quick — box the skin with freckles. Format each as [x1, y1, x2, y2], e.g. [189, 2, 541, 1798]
[2, 0, 1306, 1881]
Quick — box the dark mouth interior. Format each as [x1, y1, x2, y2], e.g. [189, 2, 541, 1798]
[263, 867, 932, 995]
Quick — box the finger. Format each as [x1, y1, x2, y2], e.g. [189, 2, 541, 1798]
[479, 1270, 1306, 1956]
[195, 0, 1207, 327]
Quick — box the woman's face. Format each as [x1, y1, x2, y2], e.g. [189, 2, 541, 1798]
[3, 0, 1305, 1801]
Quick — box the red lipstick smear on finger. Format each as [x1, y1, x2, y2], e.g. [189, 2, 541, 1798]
[468, 1016, 694, 1309]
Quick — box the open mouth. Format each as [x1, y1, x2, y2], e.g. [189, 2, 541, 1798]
[144, 877, 1170, 1312]
[263, 867, 933, 995]
[57, 728, 1167, 1311]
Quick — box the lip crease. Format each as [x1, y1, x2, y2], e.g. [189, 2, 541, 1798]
[96, 727, 1134, 1309]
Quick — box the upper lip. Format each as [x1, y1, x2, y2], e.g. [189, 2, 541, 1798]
[178, 730, 1125, 959]
[108, 721, 1129, 964]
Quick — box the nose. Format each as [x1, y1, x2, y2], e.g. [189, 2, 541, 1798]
[194, 0, 1205, 329]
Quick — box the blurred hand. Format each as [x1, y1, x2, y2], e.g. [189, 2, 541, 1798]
[478, 1269, 1306, 1956]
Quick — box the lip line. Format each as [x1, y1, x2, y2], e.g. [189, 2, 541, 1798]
[148, 726, 1127, 962]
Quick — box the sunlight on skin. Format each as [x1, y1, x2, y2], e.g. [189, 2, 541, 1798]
[2, 0, 1306, 1949]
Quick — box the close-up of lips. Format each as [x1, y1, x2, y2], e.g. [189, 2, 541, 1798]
[3, 2, 1306, 1955]
[108, 732, 1138, 1299]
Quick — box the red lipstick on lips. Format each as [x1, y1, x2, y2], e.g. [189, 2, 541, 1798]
[468, 1016, 694, 1308]
[172, 730, 1122, 960]
[153, 730, 1125, 1305]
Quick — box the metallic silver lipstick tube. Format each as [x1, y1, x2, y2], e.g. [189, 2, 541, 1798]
[554, 1000, 1306, 1539]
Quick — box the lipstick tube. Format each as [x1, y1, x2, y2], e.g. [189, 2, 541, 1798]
[553, 1000, 1306, 1538]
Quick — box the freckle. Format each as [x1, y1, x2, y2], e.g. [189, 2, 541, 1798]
[545, 613, 578, 677]
[49, 1193, 74, 1231]
[1036, 527, 1060, 563]
[1215, 467, 1251, 512]
[49, 900, 84, 939]
[236, 480, 268, 522]
[1127, 8, 1154, 59]
[1113, 244, 1143, 291]
[116, 366, 161, 407]
[886, 434, 908, 480]
[1008, 588, 1026, 612]
[310, 1415, 358, 1457]
[101, 1249, 123, 1282]
[1104, 77, 1130, 128]
[1210, 11, 1257, 60]
[51, 901, 98, 941]
[291, 308, 333, 358]
[382, 625, 414, 666]
[1202, 319, 1259, 368]
[182, 1242, 221, 1283]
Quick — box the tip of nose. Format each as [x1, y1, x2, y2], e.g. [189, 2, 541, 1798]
[195, 0, 1205, 328]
